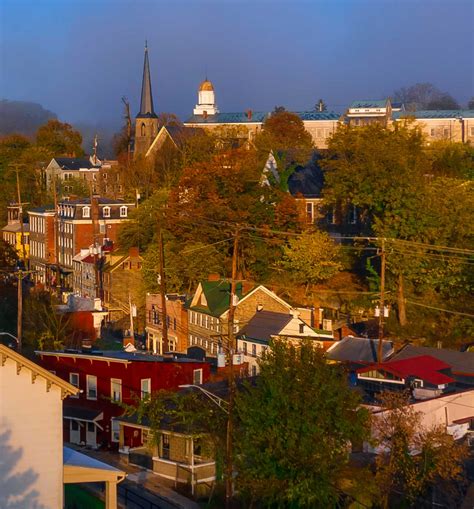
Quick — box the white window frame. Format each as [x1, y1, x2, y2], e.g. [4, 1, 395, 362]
[69, 372, 79, 398]
[111, 378, 122, 402]
[82, 206, 90, 218]
[103, 206, 111, 218]
[120, 206, 128, 218]
[111, 419, 120, 442]
[193, 369, 203, 385]
[141, 378, 151, 399]
[86, 375, 97, 400]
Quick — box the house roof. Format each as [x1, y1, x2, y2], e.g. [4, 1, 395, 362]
[0, 344, 78, 396]
[288, 162, 325, 199]
[63, 406, 103, 423]
[390, 345, 474, 376]
[189, 280, 247, 317]
[37, 349, 207, 364]
[350, 100, 388, 109]
[1, 223, 29, 233]
[59, 197, 128, 206]
[357, 355, 454, 386]
[53, 157, 98, 170]
[239, 311, 293, 342]
[296, 111, 340, 121]
[185, 111, 268, 124]
[393, 110, 474, 119]
[326, 336, 394, 363]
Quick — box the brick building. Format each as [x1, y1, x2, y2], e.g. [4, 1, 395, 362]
[187, 279, 293, 357]
[146, 293, 188, 354]
[57, 197, 134, 278]
[36, 349, 211, 449]
[28, 206, 56, 284]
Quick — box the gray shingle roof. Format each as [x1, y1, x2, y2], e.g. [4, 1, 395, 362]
[326, 337, 394, 363]
[239, 311, 293, 343]
[54, 157, 97, 170]
[288, 162, 324, 199]
[390, 345, 474, 376]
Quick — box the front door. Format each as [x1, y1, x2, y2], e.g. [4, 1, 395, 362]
[86, 422, 97, 447]
[70, 420, 81, 444]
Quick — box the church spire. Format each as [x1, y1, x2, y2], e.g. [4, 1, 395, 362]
[138, 41, 157, 118]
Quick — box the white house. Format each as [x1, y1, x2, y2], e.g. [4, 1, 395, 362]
[0, 345, 125, 509]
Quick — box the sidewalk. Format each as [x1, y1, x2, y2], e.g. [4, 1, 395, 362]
[69, 445, 200, 509]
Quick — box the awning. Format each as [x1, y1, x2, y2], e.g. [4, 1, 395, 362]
[64, 406, 104, 429]
[63, 446, 126, 484]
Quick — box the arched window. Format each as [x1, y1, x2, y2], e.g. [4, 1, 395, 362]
[103, 206, 111, 218]
[141, 123, 146, 136]
[82, 206, 90, 218]
[120, 206, 128, 218]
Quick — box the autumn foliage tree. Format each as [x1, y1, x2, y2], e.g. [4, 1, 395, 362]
[36, 119, 84, 156]
[373, 391, 468, 508]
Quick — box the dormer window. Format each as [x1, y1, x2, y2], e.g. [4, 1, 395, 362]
[120, 206, 128, 218]
[82, 206, 90, 218]
[103, 206, 111, 218]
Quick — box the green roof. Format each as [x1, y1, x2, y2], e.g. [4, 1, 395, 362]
[393, 109, 474, 119]
[350, 100, 388, 109]
[189, 280, 248, 317]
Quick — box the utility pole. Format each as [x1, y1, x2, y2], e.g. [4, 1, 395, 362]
[53, 174, 61, 292]
[17, 269, 23, 353]
[157, 227, 169, 353]
[225, 229, 239, 509]
[377, 238, 386, 364]
[14, 167, 28, 266]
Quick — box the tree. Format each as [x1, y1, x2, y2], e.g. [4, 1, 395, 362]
[281, 231, 343, 288]
[373, 391, 468, 508]
[234, 340, 370, 507]
[36, 119, 84, 156]
[393, 83, 460, 110]
[255, 110, 314, 168]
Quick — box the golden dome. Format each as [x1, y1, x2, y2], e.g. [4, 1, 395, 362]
[199, 79, 214, 92]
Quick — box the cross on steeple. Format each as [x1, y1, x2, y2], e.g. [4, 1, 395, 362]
[138, 41, 157, 118]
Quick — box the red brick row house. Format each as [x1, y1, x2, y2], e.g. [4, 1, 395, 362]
[36, 349, 210, 449]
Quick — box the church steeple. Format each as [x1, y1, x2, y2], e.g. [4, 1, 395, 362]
[137, 41, 157, 118]
[134, 42, 159, 158]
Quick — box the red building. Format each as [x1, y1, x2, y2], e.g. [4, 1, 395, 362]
[37, 349, 210, 449]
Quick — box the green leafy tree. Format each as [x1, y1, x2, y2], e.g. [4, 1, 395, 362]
[281, 231, 343, 289]
[235, 340, 370, 507]
[374, 391, 468, 508]
[36, 119, 84, 156]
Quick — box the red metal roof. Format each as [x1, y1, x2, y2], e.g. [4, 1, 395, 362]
[357, 355, 454, 386]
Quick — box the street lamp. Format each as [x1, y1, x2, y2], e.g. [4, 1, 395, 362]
[0, 332, 19, 349]
[178, 384, 229, 414]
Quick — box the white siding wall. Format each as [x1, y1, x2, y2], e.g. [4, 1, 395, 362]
[0, 357, 64, 509]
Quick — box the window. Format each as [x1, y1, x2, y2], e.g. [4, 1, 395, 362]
[251, 365, 257, 377]
[69, 373, 79, 398]
[111, 378, 122, 402]
[430, 128, 436, 137]
[348, 204, 357, 224]
[242, 342, 247, 355]
[193, 369, 203, 385]
[103, 206, 111, 218]
[82, 206, 90, 218]
[173, 318, 177, 330]
[86, 375, 97, 399]
[161, 434, 170, 459]
[141, 123, 146, 137]
[111, 419, 120, 442]
[71, 420, 79, 431]
[252, 344, 257, 357]
[120, 206, 128, 218]
[470, 127, 474, 137]
[100, 224, 106, 234]
[443, 128, 450, 138]
[306, 202, 313, 223]
[141, 378, 151, 399]
[142, 429, 151, 447]
[299, 323, 305, 334]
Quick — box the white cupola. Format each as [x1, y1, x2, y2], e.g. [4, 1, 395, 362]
[193, 79, 219, 116]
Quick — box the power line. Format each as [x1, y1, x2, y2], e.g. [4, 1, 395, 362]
[405, 300, 474, 318]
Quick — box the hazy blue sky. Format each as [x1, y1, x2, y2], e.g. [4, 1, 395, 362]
[1, 0, 473, 128]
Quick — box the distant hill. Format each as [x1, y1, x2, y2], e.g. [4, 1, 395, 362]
[0, 99, 57, 137]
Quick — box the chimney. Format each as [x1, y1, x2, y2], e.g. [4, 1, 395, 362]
[247, 109, 253, 120]
[208, 273, 220, 281]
